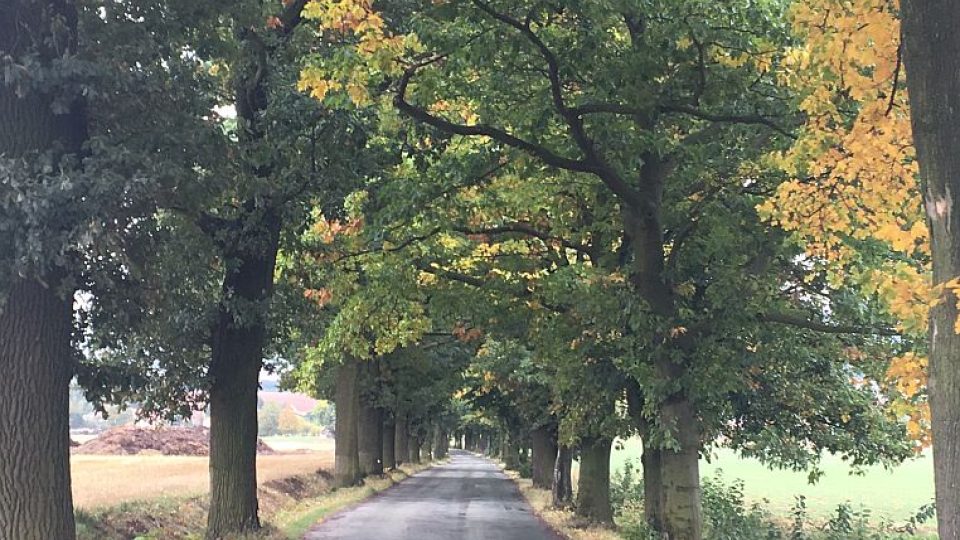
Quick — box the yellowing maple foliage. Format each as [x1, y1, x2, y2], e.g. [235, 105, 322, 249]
[297, 0, 409, 106]
[760, 0, 933, 445]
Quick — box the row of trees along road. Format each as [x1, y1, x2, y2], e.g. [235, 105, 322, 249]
[3, 0, 960, 539]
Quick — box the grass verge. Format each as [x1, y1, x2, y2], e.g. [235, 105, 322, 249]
[76, 461, 433, 540]
[499, 466, 618, 540]
[275, 462, 432, 539]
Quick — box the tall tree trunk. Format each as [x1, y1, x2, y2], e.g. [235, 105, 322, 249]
[0, 279, 76, 540]
[0, 3, 85, 538]
[624, 190, 703, 539]
[552, 445, 573, 508]
[422, 428, 434, 461]
[627, 379, 665, 529]
[358, 403, 383, 476]
[357, 360, 383, 476]
[642, 444, 665, 530]
[576, 437, 613, 524]
[502, 432, 521, 470]
[408, 428, 421, 464]
[382, 420, 396, 470]
[334, 360, 362, 487]
[901, 6, 960, 537]
[206, 216, 281, 539]
[395, 414, 408, 467]
[659, 397, 701, 539]
[531, 426, 558, 490]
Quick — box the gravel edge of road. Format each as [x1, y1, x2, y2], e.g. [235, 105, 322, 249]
[486, 456, 571, 540]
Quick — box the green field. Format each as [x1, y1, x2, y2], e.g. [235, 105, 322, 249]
[612, 439, 935, 523]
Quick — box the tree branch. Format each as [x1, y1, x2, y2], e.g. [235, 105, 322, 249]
[453, 222, 591, 259]
[762, 312, 900, 336]
[394, 65, 596, 175]
[660, 103, 797, 139]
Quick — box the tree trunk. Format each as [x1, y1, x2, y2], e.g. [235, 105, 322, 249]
[576, 437, 613, 524]
[502, 432, 521, 470]
[659, 397, 702, 539]
[432, 429, 442, 459]
[408, 432, 421, 464]
[642, 444, 665, 530]
[628, 380, 665, 529]
[357, 360, 383, 476]
[382, 420, 396, 470]
[358, 402, 383, 476]
[0, 2, 85, 538]
[901, 5, 960, 537]
[395, 415, 408, 467]
[422, 429, 434, 461]
[0, 279, 76, 540]
[334, 360, 362, 487]
[552, 445, 573, 509]
[624, 193, 703, 539]
[531, 426, 558, 489]
[205, 214, 280, 539]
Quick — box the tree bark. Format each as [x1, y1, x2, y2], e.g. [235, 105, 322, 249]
[627, 379, 665, 530]
[422, 428, 434, 461]
[205, 213, 280, 539]
[901, 5, 960, 538]
[531, 426, 558, 489]
[502, 432, 521, 470]
[0, 279, 76, 540]
[382, 420, 396, 470]
[408, 430, 422, 464]
[334, 360, 362, 487]
[576, 436, 613, 524]
[623, 186, 703, 539]
[0, 2, 85, 538]
[659, 398, 701, 539]
[357, 361, 383, 476]
[433, 428, 447, 459]
[552, 445, 573, 508]
[358, 404, 383, 476]
[642, 444, 665, 530]
[395, 414, 408, 467]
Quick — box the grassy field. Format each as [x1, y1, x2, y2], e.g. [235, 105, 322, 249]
[72, 445, 333, 509]
[261, 435, 335, 453]
[611, 438, 935, 522]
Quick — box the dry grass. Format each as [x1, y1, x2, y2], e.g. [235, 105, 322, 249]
[502, 468, 621, 540]
[72, 452, 333, 509]
[75, 459, 435, 540]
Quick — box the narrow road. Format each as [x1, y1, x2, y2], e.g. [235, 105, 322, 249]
[303, 450, 561, 540]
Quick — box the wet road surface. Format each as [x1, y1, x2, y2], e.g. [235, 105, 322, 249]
[303, 450, 561, 540]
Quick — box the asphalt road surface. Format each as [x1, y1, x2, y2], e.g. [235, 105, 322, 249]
[303, 450, 561, 540]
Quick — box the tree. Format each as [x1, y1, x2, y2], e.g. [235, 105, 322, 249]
[901, 2, 960, 536]
[1, 1, 87, 537]
[277, 406, 309, 435]
[258, 402, 283, 436]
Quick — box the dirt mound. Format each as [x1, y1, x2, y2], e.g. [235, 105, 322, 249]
[73, 426, 274, 456]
